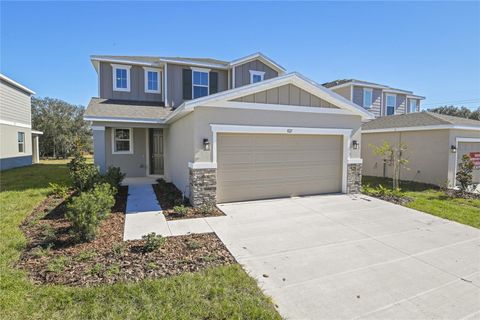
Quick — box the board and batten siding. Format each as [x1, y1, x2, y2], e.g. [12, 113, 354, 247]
[99, 62, 163, 103]
[352, 86, 382, 117]
[233, 60, 278, 88]
[332, 86, 352, 101]
[0, 79, 32, 125]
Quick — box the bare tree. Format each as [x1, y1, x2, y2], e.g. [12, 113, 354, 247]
[370, 141, 409, 190]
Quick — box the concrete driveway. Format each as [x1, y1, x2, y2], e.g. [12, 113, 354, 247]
[207, 194, 480, 319]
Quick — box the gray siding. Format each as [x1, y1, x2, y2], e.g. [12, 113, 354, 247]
[352, 86, 382, 117]
[0, 124, 32, 159]
[382, 93, 407, 115]
[105, 127, 147, 177]
[233, 84, 338, 108]
[166, 63, 228, 108]
[0, 79, 32, 124]
[406, 98, 421, 113]
[234, 59, 278, 88]
[99, 62, 163, 102]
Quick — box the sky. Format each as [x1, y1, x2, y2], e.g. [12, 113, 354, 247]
[1, 1, 479, 110]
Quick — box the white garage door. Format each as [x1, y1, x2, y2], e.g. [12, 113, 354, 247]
[217, 133, 343, 203]
[457, 142, 480, 183]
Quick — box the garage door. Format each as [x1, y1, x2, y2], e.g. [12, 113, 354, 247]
[457, 142, 480, 183]
[217, 133, 343, 203]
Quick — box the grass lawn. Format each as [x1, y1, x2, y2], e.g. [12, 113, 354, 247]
[0, 160, 280, 319]
[363, 176, 480, 228]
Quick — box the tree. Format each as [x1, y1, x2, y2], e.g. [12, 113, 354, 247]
[371, 141, 409, 190]
[456, 155, 474, 192]
[427, 105, 480, 121]
[31, 97, 92, 158]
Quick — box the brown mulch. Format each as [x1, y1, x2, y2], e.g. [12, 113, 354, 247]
[362, 192, 413, 205]
[153, 180, 225, 220]
[444, 188, 480, 200]
[17, 186, 235, 287]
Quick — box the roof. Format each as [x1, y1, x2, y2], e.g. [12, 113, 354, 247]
[362, 112, 480, 131]
[0, 73, 36, 95]
[322, 79, 385, 89]
[84, 98, 173, 123]
[322, 79, 424, 98]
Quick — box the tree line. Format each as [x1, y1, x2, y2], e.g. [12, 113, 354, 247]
[32, 97, 92, 159]
[427, 105, 480, 120]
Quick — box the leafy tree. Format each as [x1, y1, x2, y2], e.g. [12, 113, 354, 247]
[428, 105, 480, 121]
[456, 155, 474, 192]
[370, 141, 409, 190]
[68, 141, 99, 192]
[31, 97, 92, 158]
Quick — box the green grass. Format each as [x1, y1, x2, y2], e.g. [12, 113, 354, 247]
[0, 160, 280, 319]
[363, 176, 480, 228]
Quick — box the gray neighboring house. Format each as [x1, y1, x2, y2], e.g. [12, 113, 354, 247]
[362, 112, 480, 187]
[0, 74, 42, 171]
[84, 52, 374, 206]
[323, 79, 425, 118]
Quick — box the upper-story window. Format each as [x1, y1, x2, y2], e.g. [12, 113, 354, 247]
[112, 64, 131, 92]
[408, 99, 417, 113]
[386, 94, 396, 116]
[18, 132, 25, 153]
[144, 68, 161, 94]
[192, 68, 209, 99]
[249, 70, 265, 84]
[363, 88, 373, 109]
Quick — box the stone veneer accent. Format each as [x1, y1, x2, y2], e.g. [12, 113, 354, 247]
[347, 163, 362, 193]
[189, 168, 217, 207]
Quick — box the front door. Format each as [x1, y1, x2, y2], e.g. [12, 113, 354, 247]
[150, 129, 164, 175]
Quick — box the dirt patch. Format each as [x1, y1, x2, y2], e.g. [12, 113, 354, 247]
[153, 180, 225, 220]
[17, 186, 235, 286]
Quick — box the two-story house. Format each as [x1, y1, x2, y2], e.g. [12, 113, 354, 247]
[322, 79, 425, 118]
[0, 74, 42, 170]
[84, 52, 374, 206]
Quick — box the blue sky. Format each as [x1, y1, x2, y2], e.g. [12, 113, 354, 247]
[1, 1, 479, 110]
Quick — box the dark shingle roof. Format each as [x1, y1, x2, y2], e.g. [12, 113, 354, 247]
[90, 55, 229, 66]
[362, 112, 480, 130]
[85, 98, 172, 121]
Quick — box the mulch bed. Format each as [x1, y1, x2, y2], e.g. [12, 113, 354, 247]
[153, 180, 225, 220]
[17, 186, 235, 287]
[444, 188, 480, 200]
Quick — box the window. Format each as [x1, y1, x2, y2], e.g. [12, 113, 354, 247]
[386, 94, 396, 115]
[409, 99, 417, 113]
[363, 88, 373, 109]
[249, 70, 265, 84]
[112, 128, 133, 154]
[144, 68, 161, 93]
[192, 69, 209, 99]
[18, 132, 25, 153]
[112, 64, 131, 92]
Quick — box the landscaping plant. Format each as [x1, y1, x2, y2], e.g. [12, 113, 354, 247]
[370, 141, 409, 190]
[142, 232, 166, 252]
[48, 182, 69, 199]
[456, 154, 475, 192]
[101, 166, 126, 190]
[173, 205, 189, 216]
[197, 202, 215, 215]
[68, 142, 99, 192]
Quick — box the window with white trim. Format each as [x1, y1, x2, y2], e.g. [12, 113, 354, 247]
[363, 88, 373, 109]
[112, 128, 133, 154]
[408, 99, 417, 113]
[18, 132, 25, 153]
[192, 69, 209, 99]
[386, 94, 396, 116]
[112, 64, 131, 92]
[249, 70, 265, 84]
[144, 68, 161, 93]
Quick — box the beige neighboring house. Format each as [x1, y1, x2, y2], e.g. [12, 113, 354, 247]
[84, 52, 375, 206]
[0, 74, 42, 171]
[362, 112, 480, 187]
[323, 79, 425, 118]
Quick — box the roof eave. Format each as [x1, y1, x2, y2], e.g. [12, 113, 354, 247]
[0, 73, 36, 95]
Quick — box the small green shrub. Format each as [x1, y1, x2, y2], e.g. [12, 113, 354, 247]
[68, 150, 100, 192]
[75, 249, 97, 262]
[197, 202, 215, 215]
[66, 183, 115, 241]
[456, 155, 475, 192]
[111, 242, 126, 257]
[31, 244, 52, 258]
[101, 166, 125, 190]
[48, 182, 69, 198]
[186, 240, 202, 250]
[105, 263, 120, 276]
[47, 256, 70, 273]
[40, 224, 56, 243]
[173, 205, 189, 216]
[87, 263, 103, 276]
[142, 232, 165, 252]
[146, 261, 157, 270]
[362, 184, 404, 198]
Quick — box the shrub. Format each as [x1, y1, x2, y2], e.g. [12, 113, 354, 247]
[87, 263, 103, 276]
[111, 242, 126, 257]
[105, 263, 121, 276]
[75, 249, 97, 262]
[40, 224, 56, 243]
[68, 150, 99, 192]
[47, 256, 70, 273]
[48, 183, 69, 198]
[456, 155, 475, 192]
[101, 166, 125, 190]
[197, 202, 215, 215]
[186, 239, 202, 250]
[173, 205, 189, 216]
[66, 183, 115, 241]
[142, 232, 165, 252]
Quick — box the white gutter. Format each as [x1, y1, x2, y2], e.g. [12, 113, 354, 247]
[362, 125, 480, 133]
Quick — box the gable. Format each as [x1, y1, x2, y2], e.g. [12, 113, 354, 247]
[232, 84, 339, 109]
[233, 59, 279, 88]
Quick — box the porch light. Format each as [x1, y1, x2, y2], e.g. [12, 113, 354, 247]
[203, 138, 210, 151]
[450, 145, 457, 153]
[352, 140, 359, 150]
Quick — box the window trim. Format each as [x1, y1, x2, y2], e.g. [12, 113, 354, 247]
[385, 93, 396, 116]
[191, 67, 210, 99]
[363, 88, 373, 109]
[249, 70, 265, 84]
[112, 64, 131, 92]
[143, 67, 161, 94]
[408, 99, 417, 113]
[111, 128, 134, 154]
[17, 131, 25, 153]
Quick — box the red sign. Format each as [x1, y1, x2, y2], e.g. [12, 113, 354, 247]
[470, 152, 480, 169]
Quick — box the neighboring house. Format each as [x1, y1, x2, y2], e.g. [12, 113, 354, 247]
[84, 52, 374, 206]
[0, 74, 42, 171]
[362, 112, 480, 187]
[322, 79, 425, 118]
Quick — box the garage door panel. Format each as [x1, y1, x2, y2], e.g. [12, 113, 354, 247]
[217, 133, 343, 203]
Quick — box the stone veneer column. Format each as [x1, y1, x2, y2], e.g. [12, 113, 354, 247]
[347, 163, 362, 193]
[189, 168, 217, 207]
